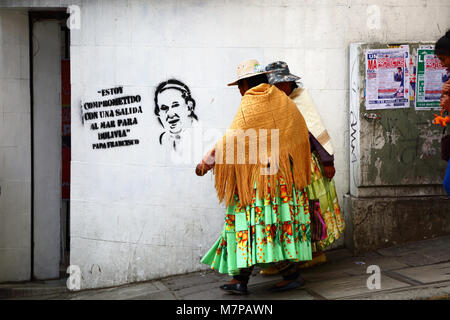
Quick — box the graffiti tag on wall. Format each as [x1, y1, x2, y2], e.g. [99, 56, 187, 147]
[350, 110, 358, 163]
[154, 79, 198, 150]
[81, 86, 143, 149]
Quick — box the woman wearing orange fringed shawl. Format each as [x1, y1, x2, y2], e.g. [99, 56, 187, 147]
[259, 61, 346, 277]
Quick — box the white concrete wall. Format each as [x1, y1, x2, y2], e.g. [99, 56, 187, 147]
[32, 19, 61, 280]
[0, 9, 31, 282]
[1, 0, 449, 288]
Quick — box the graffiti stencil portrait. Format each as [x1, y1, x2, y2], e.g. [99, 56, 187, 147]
[154, 79, 198, 150]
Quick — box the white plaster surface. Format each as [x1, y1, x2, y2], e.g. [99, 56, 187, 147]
[32, 19, 62, 280]
[68, 0, 450, 289]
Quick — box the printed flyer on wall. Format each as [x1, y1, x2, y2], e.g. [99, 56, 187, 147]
[415, 47, 448, 110]
[365, 46, 410, 110]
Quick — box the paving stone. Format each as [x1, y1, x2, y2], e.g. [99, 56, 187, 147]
[324, 248, 355, 262]
[341, 258, 409, 276]
[385, 238, 450, 267]
[377, 235, 450, 258]
[207, 267, 287, 286]
[0, 279, 67, 289]
[393, 262, 450, 284]
[152, 281, 170, 291]
[246, 285, 314, 300]
[377, 245, 425, 258]
[182, 288, 249, 300]
[181, 282, 314, 300]
[306, 274, 410, 300]
[247, 273, 285, 286]
[307, 251, 408, 274]
[7, 293, 69, 300]
[0, 286, 69, 299]
[171, 269, 281, 299]
[5, 235, 450, 300]
[175, 271, 307, 300]
[214, 273, 230, 281]
[0, 279, 69, 299]
[297, 259, 360, 281]
[421, 247, 450, 264]
[396, 252, 445, 267]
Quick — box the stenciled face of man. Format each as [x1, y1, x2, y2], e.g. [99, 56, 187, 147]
[157, 89, 191, 135]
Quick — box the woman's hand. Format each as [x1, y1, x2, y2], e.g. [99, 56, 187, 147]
[442, 80, 450, 95]
[202, 148, 216, 166]
[195, 163, 208, 176]
[442, 80, 450, 112]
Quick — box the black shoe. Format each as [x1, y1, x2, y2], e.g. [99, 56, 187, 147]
[220, 282, 248, 295]
[269, 277, 306, 293]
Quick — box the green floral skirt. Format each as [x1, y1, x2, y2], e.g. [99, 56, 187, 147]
[307, 152, 346, 252]
[201, 177, 312, 276]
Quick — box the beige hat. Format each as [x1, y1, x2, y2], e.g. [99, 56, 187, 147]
[227, 59, 272, 86]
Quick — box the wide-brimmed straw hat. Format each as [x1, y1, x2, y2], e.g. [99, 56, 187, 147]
[227, 59, 272, 86]
[265, 61, 301, 84]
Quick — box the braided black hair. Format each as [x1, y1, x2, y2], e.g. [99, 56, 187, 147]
[237, 73, 268, 90]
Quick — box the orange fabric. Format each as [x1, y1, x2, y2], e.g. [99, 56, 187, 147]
[433, 114, 450, 127]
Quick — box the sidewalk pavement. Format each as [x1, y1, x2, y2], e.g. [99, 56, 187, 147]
[2, 235, 450, 300]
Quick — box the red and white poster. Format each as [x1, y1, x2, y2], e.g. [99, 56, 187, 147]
[365, 46, 410, 110]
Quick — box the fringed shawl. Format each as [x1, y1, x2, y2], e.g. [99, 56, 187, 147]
[214, 83, 311, 207]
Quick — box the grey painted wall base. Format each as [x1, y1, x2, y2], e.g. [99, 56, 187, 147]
[344, 194, 450, 255]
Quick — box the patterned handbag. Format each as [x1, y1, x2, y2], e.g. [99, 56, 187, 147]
[309, 200, 328, 242]
[442, 126, 450, 162]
